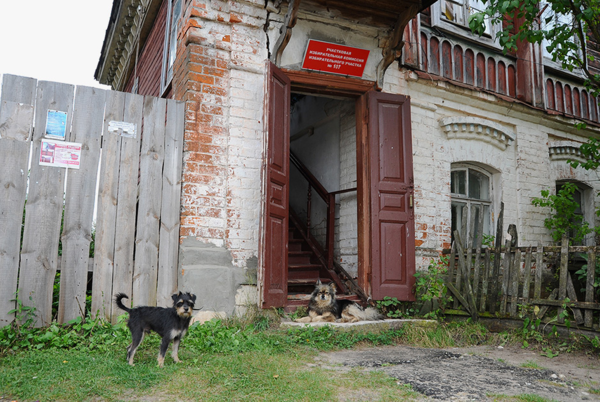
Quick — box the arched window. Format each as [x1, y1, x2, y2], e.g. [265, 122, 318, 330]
[451, 165, 493, 244]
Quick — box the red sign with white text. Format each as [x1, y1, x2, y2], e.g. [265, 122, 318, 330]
[302, 40, 370, 77]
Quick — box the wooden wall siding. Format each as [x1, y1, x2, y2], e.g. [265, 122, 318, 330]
[555, 82, 564, 112]
[0, 75, 185, 328]
[442, 41, 452, 79]
[453, 46, 464, 82]
[123, 0, 168, 96]
[465, 49, 475, 86]
[508, 65, 516, 97]
[545, 78, 600, 123]
[476, 53, 486, 88]
[430, 37, 440, 75]
[565, 85, 573, 115]
[420, 33, 428, 72]
[418, 30, 517, 100]
[497, 62, 506, 94]
[487, 57, 496, 92]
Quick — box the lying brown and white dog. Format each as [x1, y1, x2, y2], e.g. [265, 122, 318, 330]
[295, 280, 383, 323]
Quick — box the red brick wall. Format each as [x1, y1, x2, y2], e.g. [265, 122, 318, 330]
[124, 0, 168, 97]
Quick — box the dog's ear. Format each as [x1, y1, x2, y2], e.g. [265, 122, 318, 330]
[316, 279, 322, 286]
[171, 292, 181, 302]
[329, 283, 337, 293]
[191, 293, 197, 302]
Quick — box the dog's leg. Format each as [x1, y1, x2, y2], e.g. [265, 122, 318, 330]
[127, 331, 144, 366]
[171, 337, 181, 363]
[158, 336, 171, 367]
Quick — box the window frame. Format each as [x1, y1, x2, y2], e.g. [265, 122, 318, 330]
[451, 164, 494, 245]
[431, 0, 501, 50]
[160, 0, 182, 96]
[556, 180, 594, 245]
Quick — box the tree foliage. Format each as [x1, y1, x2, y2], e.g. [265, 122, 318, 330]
[469, 0, 600, 97]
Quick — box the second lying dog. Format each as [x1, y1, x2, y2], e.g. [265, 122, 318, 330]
[115, 291, 196, 367]
[295, 281, 383, 323]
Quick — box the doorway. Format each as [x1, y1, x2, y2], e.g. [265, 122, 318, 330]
[261, 62, 416, 308]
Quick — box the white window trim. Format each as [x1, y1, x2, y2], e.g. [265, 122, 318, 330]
[451, 164, 496, 242]
[431, 0, 501, 50]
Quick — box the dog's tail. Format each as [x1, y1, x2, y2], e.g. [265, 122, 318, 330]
[115, 293, 132, 313]
[349, 304, 384, 321]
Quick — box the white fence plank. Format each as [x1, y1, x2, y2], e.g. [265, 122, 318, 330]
[58, 86, 106, 323]
[0, 74, 36, 326]
[19, 80, 75, 327]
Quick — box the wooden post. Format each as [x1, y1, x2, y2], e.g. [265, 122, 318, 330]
[585, 248, 596, 328]
[455, 231, 479, 321]
[534, 241, 543, 300]
[489, 202, 504, 314]
[557, 233, 569, 324]
[500, 238, 512, 315]
[522, 248, 533, 303]
[326, 193, 335, 270]
[480, 248, 491, 312]
[472, 204, 484, 303]
[509, 249, 521, 317]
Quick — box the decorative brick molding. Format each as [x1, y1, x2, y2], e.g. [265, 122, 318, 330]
[439, 116, 515, 150]
[548, 141, 586, 164]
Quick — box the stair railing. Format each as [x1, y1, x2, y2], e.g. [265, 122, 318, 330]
[289, 150, 356, 270]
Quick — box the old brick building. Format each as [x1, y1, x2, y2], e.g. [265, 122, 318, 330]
[95, 0, 600, 315]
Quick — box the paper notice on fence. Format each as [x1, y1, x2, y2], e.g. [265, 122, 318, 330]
[45, 109, 68, 140]
[39, 139, 82, 169]
[108, 120, 137, 138]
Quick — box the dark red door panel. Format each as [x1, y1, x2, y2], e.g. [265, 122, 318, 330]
[262, 62, 290, 307]
[368, 91, 415, 301]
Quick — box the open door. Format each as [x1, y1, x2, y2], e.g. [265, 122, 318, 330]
[368, 91, 415, 301]
[262, 62, 291, 307]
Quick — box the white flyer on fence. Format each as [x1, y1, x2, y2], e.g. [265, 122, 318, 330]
[39, 139, 82, 169]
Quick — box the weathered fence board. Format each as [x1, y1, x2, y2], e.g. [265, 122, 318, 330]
[110, 93, 143, 323]
[58, 86, 105, 323]
[91, 90, 125, 320]
[446, 218, 600, 330]
[0, 75, 36, 326]
[0, 75, 185, 327]
[19, 81, 75, 327]
[157, 99, 184, 307]
[132, 96, 166, 307]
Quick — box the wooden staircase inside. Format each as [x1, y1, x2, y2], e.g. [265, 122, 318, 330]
[286, 210, 360, 310]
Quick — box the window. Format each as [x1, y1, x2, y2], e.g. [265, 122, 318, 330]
[431, 0, 500, 48]
[539, 1, 584, 72]
[160, 0, 182, 95]
[451, 165, 492, 244]
[556, 181, 592, 245]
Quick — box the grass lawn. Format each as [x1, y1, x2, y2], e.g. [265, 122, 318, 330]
[0, 318, 421, 401]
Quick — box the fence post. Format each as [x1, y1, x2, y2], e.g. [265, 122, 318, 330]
[557, 233, 569, 324]
[585, 248, 596, 328]
[489, 202, 503, 314]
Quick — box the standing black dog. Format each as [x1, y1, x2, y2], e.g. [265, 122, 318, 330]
[115, 292, 196, 367]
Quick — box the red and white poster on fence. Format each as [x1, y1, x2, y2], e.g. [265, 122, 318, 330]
[39, 139, 82, 169]
[301, 40, 370, 77]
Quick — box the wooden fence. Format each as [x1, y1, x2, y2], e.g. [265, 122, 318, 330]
[0, 74, 185, 327]
[445, 203, 599, 330]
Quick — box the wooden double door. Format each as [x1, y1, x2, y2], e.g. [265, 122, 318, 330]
[261, 62, 415, 307]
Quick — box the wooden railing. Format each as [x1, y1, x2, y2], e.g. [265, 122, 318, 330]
[289, 151, 356, 270]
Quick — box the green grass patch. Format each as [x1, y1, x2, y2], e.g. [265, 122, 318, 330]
[520, 360, 545, 370]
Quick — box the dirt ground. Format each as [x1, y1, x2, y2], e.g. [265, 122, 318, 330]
[316, 344, 600, 401]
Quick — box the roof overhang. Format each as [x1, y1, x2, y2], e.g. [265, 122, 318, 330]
[95, 0, 163, 89]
